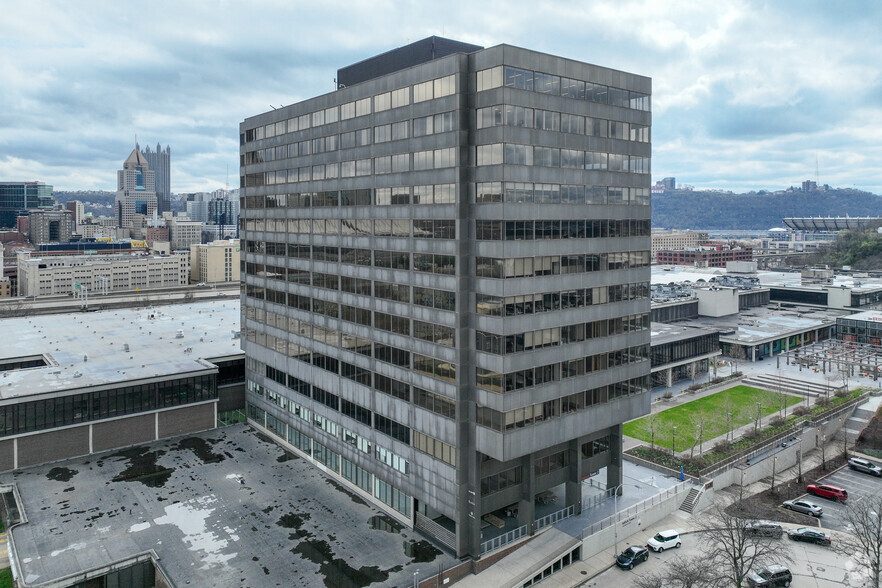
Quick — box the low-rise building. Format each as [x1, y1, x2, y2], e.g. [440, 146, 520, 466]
[0, 300, 243, 471]
[656, 246, 753, 267]
[650, 230, 708, 262]
[17, 250, 188, 296]
[28, 209, 73, 244]
[190, 239, 240, 284]
[650, 322, 720, 387]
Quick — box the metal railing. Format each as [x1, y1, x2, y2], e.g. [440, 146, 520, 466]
[580, 481, 691, 539]
[480, 523, 529, 555]
[535, 504, 575, 532]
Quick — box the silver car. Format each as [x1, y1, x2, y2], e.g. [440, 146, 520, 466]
[782, 499, 822, 517]
[849, 457, 882, 477]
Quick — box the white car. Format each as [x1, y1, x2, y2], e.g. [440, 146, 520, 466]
[647, 529, 681, 552]
[849, 457, 882, 477]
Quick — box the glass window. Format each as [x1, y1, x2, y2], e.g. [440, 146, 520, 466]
[341, 101, 356, 120]
[413, 115, 433, 137]
[391, 121, 409, 140]
[534, 72, 560, 95]
[413, 80, 433, 102]
[391, 87, 410, 108]
[504, 144, 532, 166]
[476, 66, 503, 91]
[374, 91, 391, 112]
[586, 83, 608, 104]
[355, 97, 371, 116]
[504, 67, 533, 91]
[324, 106, 338, 123]
[561, 77, 585, 99]
[392, 153, 409, 172]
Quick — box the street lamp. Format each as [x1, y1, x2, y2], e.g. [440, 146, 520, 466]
[612, 483, 624, 556]
[413, 570, 420, 588]
[672, 426, 677, 456]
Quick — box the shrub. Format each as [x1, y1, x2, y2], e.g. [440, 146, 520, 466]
[792, 405, 810, 416]
[769, 416, 787, 427]
[711, 377, 724, 385]
[687, 383, 702, 392]
[834, 389, 850, 398]
[713, 439, 733, 453]
[815, 397, 831, 407]
[742, 429, 762, 441]
[662, 390, 673, 399]
[732, 371, 743, 378]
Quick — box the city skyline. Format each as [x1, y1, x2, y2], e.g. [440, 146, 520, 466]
[2, 1, 881, 194]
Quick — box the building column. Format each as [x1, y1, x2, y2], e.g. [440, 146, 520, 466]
[606, 424, 623, 495]
[518, 453, 536, 533]
[666, 367, 673, 387]
[566, 438, 582, 515]
[751, 346, 756, 362]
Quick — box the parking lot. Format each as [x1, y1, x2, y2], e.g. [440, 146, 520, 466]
[589, 525, 867, 587]
[787, 461, 882, 532]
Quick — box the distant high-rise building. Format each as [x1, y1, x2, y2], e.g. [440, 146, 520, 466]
[115, 147, 158, 230]
[28, 210, 73, 245]
[0, 182, 54, 229]
[142, 143, 171, 214]
[65, 200, 85, 231]
[661, 177, 676, 190]
[802, 180, 818, 192]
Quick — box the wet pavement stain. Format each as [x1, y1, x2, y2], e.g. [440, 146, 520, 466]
[173, 437, 225, 464]
[324, 478, 367, 506]
[276, 512, 311, 529]
[46, 467, 77, 482]
[291, 538, 393, 588]
[109, 447, 174, 488]
[368, 515, 402, 534]
[276, 451, 298, 463]
[403, 539, 442, 563]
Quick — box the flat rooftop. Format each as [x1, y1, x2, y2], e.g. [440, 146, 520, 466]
[682, 305, 847, 344]
[650, 322, 718, 346]
[2, 424, 457, 587]
[844, 310, 882, 322]
[0, 300, 242, 400]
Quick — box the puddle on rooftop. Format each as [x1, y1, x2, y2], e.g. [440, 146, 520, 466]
[276, 512, 311, 529]
[109, 447, 174, 488]
[292, 538, 394, 588]
[173, 436, 225, 464]
[368, 515, 402, 534]
[46, 467, 77, 483]
[404, 539, 442, 563]
[324, 478, 367, 506]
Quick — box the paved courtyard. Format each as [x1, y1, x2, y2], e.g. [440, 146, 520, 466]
[0, 424, 457, 587]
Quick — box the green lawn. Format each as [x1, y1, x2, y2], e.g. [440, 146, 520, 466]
[623, 385, 804, 451]
[0, 567, 11, 588]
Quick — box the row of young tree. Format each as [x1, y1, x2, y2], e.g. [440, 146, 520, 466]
[634, 501, 882, 587]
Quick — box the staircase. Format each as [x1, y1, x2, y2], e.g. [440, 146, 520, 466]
[679, 487, 702, 514]
[742, 373, 835, 399]
[835, 405, 875, 442]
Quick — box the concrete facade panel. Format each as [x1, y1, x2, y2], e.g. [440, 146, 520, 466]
[17, 426, 90, 469]
[92, 414, 156, 453]
[157, 404, 215, 439]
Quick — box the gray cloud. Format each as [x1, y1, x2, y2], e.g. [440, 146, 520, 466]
[1, 0, 879, 193]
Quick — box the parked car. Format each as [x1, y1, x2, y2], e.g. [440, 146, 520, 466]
[616, 545, 649, 570]
[744, 520, 784, 538]
[781, 499, 823, 517]
[647, 529, 681, 552]
[807, 483, 848, 502]
[787, 527, 831, 545]
[849, 457, 882, 477]
[746, 563, 793, 587]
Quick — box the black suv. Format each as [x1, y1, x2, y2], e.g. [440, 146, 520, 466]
[747, 564, 792, 587]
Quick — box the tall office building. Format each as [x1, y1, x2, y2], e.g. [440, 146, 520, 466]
[142, 143, 172, 214]
[240, 38, 652, 557]
[0, 182, 54, 229]
[115, 147, 158, 230]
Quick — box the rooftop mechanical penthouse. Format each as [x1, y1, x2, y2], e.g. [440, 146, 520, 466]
[240, 37, 652, 558]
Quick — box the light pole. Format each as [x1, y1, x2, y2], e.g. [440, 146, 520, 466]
[672, 426, 677, 456]
[612, 483, 624, 556]
[755, 401, 762, 432]
[771, 456, 777, 492]
[413, 570, 420, 588]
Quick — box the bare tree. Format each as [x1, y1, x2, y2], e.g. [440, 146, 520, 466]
[840, 366, 851, 394]
[633, 554, 725, 588]
[692, 410, 713, 456]
[643, 412, 661, 453]
[698, 506, 792, 588]
[835, 494, 882, 587]
[721, 396, 736, 443]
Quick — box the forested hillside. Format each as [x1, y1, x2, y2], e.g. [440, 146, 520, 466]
[652, 188, 882, 230]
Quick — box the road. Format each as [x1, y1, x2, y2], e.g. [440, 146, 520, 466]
[0, 285, 239, 315]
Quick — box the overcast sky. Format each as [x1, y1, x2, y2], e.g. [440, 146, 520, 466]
[2, 0, 881, 194]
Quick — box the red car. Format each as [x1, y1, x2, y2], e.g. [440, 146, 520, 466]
[807, 483, 848, 502]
